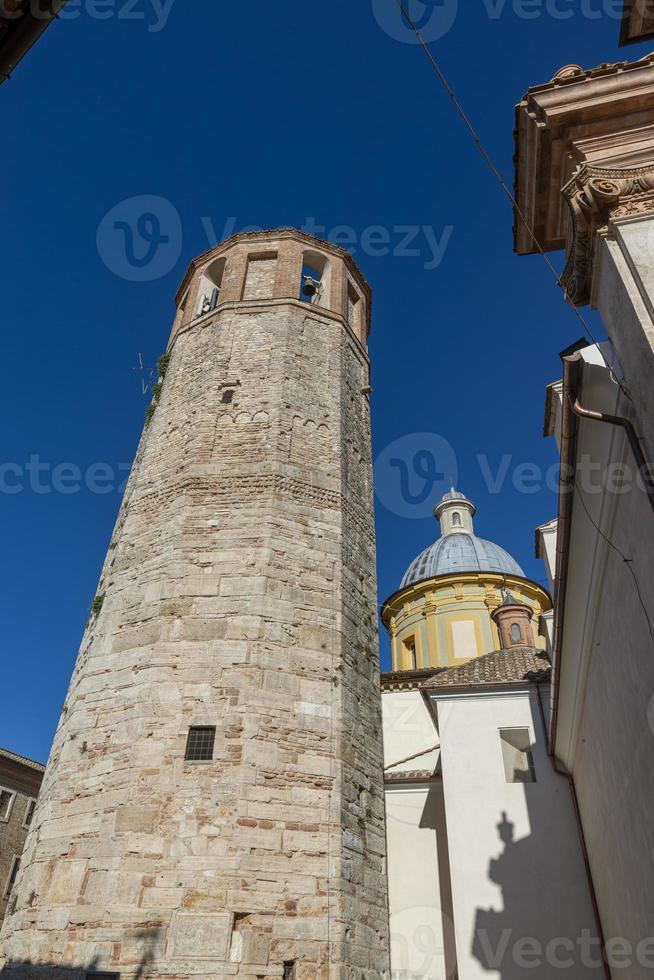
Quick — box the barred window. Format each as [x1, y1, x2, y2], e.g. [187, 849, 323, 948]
[87, 973, 121, 980]
[184, 726, 216, 762]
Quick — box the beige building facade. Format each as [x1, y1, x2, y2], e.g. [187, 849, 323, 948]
[515, 44, 654, 977]
[0, 230, 390, 980]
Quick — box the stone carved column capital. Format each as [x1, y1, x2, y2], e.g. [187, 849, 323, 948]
[561, 162, 654, 306]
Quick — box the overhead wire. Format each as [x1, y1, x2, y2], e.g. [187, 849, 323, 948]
[391, 0, 632, 401]
[389, 0, 654, 648]
[573, 481, 654, 644]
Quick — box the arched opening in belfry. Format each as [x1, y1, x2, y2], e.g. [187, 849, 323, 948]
[299, 250, 331, 308]
[195, 256, 226, 318]
[510, 623, 522, 644]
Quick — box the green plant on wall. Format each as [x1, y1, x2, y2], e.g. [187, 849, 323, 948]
[157, 353, 171, 379]
[145, 352, 171, 425]
[91, 594, 104, 617]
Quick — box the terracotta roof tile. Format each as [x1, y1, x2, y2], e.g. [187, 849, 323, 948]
[421, 646, 551, 690]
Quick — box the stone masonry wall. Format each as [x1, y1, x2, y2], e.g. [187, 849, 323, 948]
[0, 232, 390, 980]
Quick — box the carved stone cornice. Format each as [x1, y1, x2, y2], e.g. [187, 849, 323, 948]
[561, 162, 654, 306]
[513, 52, 654, 289]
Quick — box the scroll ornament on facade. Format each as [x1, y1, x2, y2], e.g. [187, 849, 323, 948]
[561, 162, 654, 305]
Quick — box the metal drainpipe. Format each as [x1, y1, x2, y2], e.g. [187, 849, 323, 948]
[548, 357, 581, 761]
[535, 684, 612, 980]
[570, 397, 654, 513]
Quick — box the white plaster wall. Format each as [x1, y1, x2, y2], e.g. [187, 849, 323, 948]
[557, 360, 654, 975]
[385, 786, 449, 980]
[382, 690, 439, 776]
[540, 609, 553, 652]
[435, 689, 603, 980]
[536, 520, 557, 592]
[557, 265, 654, 972]
[568, 478, 654, 977]
[593, 218, 654, 456]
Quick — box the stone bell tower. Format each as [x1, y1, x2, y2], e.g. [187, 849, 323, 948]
[0, 230, 390, 979]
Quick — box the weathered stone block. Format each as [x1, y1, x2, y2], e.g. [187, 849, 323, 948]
[168, 911, 232, 959]
[114, 807, 159, 834]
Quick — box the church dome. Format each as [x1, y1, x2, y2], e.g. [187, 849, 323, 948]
[400, 488, 525, 589]
[383, 489, 549, 675]
[400, 533, 524, 588]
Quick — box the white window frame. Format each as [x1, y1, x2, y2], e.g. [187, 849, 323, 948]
[0, 786, 16, 823]
[499, 727, 537, 783]
[22, 797, 37, 829]
[3, 854, 20, 900]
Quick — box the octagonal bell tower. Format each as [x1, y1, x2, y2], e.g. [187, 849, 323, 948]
[0, 230, 390, 980]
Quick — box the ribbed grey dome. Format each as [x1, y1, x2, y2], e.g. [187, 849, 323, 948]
[401, 533, 524, 589]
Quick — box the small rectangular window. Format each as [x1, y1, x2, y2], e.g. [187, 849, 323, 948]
[0, 787, 16, 822]
[185, 726, 216, 762]
[87, 973, 121, 980]
[283, 963, 296, 980]
[347, 284, 362, 337]
[23, 798, 37, 829]
[500, 728, 536, 783]
[3, 856, 20, 899]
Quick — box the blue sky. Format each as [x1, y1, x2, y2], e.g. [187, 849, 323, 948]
[2, 0, 648, 763]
